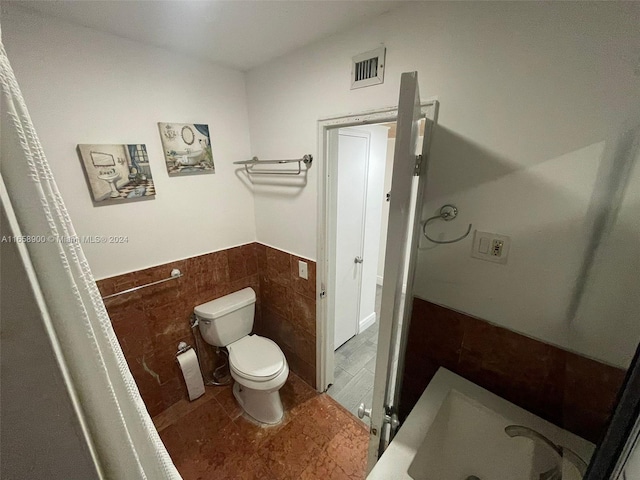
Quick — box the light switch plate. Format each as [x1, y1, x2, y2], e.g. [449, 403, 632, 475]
[298, 260, 308, 279]
[471, 230, 510, 264]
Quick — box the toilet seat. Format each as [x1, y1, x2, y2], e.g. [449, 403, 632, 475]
[228, 335, 286, 382]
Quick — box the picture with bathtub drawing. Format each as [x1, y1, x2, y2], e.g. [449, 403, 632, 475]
[158, 122, 215, 176]
[77, 144, 156, 203]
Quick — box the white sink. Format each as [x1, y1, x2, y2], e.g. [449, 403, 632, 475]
[409, 391, 561, 479]
[368, 369, 593, 480]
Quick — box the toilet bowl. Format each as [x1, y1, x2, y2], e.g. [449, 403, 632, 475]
[228, 335, 289, 424]
[194, 288, 289, 424]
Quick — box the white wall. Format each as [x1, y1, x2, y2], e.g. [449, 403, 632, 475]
[570, 134, 640, 367]
[2, 6, 255, 279]
[245, 2, 640, 367]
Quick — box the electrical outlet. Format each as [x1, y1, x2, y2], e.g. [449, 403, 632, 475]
[471, 231, 510, 264]
[491, 239, 504, 257]
[298, 260, 308, 279]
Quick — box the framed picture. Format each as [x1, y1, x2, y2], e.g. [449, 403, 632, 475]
[158, 122, 215, 176]
[77, 144, 156, 203]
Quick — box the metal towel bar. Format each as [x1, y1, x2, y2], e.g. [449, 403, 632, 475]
[102, 268, 182, 300]
[233, 154, 313, 175]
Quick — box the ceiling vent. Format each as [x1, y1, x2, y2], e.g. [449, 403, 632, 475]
[351, 47, 386, 90]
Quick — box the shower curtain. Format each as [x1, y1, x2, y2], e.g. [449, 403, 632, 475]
[0, 28, 181, 480]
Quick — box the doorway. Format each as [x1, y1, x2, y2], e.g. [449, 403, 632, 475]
[327, 124, 390, 420]
[315, 83, 438, 470]
[323, 119, 425, 421]
[332, 125, 386, 350]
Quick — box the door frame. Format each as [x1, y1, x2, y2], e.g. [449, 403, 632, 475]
[316, 101, 438, 392]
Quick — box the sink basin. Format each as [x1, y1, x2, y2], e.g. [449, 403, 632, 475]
[367, 369, 593, 480]
[408, 391, 557, 479]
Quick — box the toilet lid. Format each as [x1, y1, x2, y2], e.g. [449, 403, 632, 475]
[227, 335, 285, 379]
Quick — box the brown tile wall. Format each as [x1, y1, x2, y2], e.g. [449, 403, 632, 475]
[254, 244, 317, 389]
[401, 297, 627, 444]
[96, 242, 316, 418]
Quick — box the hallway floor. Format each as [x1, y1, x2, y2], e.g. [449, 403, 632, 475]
[328, 286, 381, 423]
[154, 373, 369, 480]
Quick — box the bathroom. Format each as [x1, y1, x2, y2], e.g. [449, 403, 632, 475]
[1, 1, 640, 480]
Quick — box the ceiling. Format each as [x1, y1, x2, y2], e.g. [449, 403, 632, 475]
[10, 0, 402, 71]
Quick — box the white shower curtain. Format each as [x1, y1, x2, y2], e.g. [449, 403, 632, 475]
[0, 28, 181, 480]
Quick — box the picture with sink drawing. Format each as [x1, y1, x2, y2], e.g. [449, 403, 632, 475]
[158, 122, 214, 176]
[77, 143, 156, 203]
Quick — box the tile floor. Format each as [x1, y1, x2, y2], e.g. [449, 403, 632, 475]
[328, 286, 381, 423]
[154, 373, 369, 479]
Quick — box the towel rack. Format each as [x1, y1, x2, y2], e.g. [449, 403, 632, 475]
[233, 154, 313, 175]
[102, 268, 182, 300]
[423, 205, 473, 244]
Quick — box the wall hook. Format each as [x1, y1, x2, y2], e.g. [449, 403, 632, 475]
[422, 204, 473, 244]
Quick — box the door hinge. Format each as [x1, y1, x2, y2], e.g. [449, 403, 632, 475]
[413, 154, 423, 176]
[384, 405, 400, 432]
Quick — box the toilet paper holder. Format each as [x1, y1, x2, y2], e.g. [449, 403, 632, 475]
[175, 341, 206, 401]
[176, 341, 192, 357]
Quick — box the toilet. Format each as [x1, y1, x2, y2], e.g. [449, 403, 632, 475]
[194, 287, 289, 424]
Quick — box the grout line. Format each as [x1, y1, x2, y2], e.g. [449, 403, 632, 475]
[256, 241, 316, 263]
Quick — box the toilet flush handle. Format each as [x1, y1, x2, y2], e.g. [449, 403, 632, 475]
[354, 256, 363, 264]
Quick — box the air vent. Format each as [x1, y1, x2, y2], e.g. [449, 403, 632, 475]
[351, 47, 386, 90]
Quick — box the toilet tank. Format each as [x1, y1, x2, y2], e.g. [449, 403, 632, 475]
[194, 287, 256, 347]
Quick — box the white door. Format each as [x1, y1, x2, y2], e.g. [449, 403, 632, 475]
[365, 72, 435, 470]
[334, 129, 370, 349]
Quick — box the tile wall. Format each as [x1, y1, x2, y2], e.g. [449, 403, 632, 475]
[99, 245, 621, 444]
[400, 297, 628, 443]
[254, 244, 317, 388]
[96, 242, 317, 418]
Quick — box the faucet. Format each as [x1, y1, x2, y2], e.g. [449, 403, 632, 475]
[505, 425, 588, 479]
